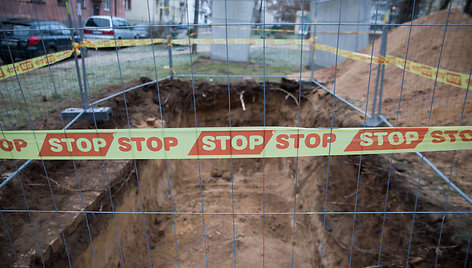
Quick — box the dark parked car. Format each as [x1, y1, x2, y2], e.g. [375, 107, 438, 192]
[0, 19, 75, 64]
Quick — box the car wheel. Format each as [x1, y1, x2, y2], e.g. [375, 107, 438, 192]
[1, 55, 13, 64]
[47, 47, 57, 55]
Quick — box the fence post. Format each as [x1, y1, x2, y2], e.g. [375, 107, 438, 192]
[77, 2, 89, 108]
[362, 0, 390, 127]
[376, 2, 391, 119]
[62, 0, 111, 121]
[164, 0, 173, 80]
[65, 0, 87, 110]
[310, 0, 318, 81]
[167, 23, 174, 80]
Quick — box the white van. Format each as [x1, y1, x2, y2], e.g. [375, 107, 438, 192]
[84, 16, 137, 40]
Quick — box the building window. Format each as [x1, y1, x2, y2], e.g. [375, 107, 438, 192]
[104, 0, 111, 11]
[125, 0, 131, 10]
[57, 0, 66, 6]
[79, 0, 86, 9]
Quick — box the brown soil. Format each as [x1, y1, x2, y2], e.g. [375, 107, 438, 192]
[1, 78, 471, 267]
[312, 8, 472, 127]
[304, 8, 472, 209]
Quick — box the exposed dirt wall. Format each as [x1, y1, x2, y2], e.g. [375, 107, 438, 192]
[1, 78, 470, 267]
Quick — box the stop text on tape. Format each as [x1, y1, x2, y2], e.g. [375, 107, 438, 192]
[1, 126, 471, 160]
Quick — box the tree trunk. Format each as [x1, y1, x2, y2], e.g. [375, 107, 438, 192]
[192, 0, 200, 53]
[255, 0, 263, 24]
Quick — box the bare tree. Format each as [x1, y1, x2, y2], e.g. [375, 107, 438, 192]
[253, 0, 263, 24]
[266, 0, 310, 23]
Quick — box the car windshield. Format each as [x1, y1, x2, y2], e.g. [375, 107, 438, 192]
[85, 18, 110, 27]
[1, 22, 36, 38]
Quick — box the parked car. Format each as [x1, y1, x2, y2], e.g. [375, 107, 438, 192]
[84, 16, 137, 40]
[0, 19, 75, 64]
[133, 24, 149, 39]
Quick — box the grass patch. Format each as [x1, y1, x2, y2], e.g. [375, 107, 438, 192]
[0, 44, 311, 129]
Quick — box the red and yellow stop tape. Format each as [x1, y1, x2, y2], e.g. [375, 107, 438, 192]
[1, 126, 471, 160]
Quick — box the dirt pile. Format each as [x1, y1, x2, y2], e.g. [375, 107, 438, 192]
[311, 8, 472, 204]
[314, 8, 472, 127]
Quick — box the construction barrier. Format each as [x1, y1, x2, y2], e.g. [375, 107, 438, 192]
[1, 126, 471, 160]
[1, 37, 469, 91]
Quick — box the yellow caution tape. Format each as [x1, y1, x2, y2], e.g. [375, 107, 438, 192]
[1, 126, 471, 160]
[386, 55, 470, 90]
[65, 0, 70, 15]
[0, 37, 310, 81]
[2, 36, 469, 91]
[212, 25, 305, 33]
[314, 44, 388, 65]
[170, 38, 313, 45]
[199, 25, 376, 35]
[316, 31, 383, 35]
[0, 49, 75, 80]
[81, 39, 99, 50]
[71, 42, 82, 56]
[313, 45, 470, 90]
[77, 38, 313, 48]
[164, 66, 176, 74]
[82, 38, 167, 48]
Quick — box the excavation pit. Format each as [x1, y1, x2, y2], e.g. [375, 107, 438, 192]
[0, 79, 470, 267]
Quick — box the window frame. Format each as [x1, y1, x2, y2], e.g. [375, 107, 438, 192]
[104, 0, 111, 11]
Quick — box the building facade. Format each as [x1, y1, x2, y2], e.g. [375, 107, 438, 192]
[125, 0, 211, 25]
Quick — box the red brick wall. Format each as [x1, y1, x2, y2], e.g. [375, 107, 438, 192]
[91, 0, 125, 18]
